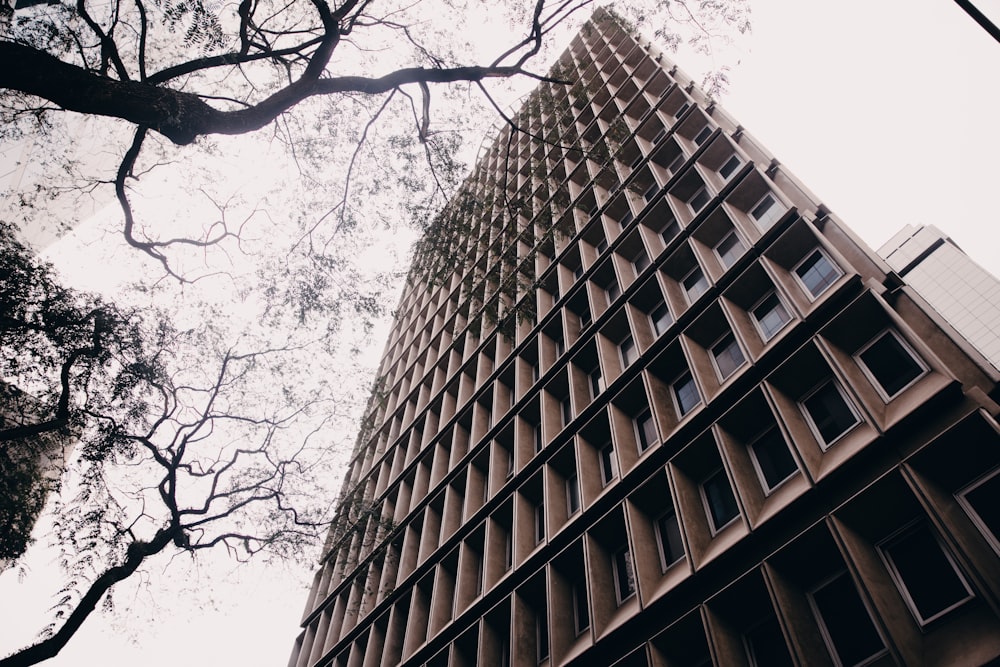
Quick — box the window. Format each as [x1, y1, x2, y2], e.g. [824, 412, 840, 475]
[667, 153, 685, 174]
[711, 333, 745, 381]
[588, 364, 603, 398]
[566, 473, 581, 515]
[749, 193, 785, 230]
[534, 503, 545, 544]
[751, 292, 791, 341]
[681, 266, 709, 303]
[620, 335, 638, 367]
[800, 380, 860, 448]
[652, 128, 667, 144]
[572, 582, 590, 635]
[561, 398, 573, 427]
[714, 230, 746, 270]
[632, 250, 651, 274]
[634, 409, 657, 452]
[701, 467, 739, 532]
[613, 546, 636, 604]
[856, 331, 926, 399]
[596, 238, 609, 255]
[693, 126, 712, 146]
[672, 372, 701, 417]
[748, 426, 798, 493]
[573, 265, 585, 281]
[879, 522, 973, 625]
[958, 468, 1000, 554]
[620, 210, 634, 227]
[599, 442, 617, 486]
[504, 531, 513, 571]
[554, 335, 565, 357]
[809, 571, 886, 667]
[606, 278, 622, 303]
[505, 446, 515, 479]
[675, 101, 690, 118]
[534, 423, 544, 453]
[660, 218, 681, 245]
[687, 186, 711, 214]
[794, 249, 842, 299]
[579, 305, 592, 329]
[744, 615, 794, 667]
[650, 302, 673, 336]
[718, 154, 742, 181]
[643, 183, 660, 202]
[655, 509, 684, 570]
[536, 611, 549, 663]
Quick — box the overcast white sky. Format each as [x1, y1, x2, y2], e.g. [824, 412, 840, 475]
[2, 1, 999, 665]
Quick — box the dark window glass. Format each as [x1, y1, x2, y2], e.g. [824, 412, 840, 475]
[744, 615, 794, 667]
[750, 194, 785, 229]
[573, 583, 589, 634]
[694, 126, 712, 145]
[688, 187, 711, 213]
[589, 365, 603, 397]
[566, 474, 580, 515]
[811, 571, 886, 667]
[667, 153, 685, 174]
[635, 409, 657, 452]
[750, 427, 798, 491]
[858, 332, 924, 397]
[880, 523, 972, 624]
[534, 423, 544, 453]
[660, 218, 681, 245]
[719, 154, 742, 180]
[715, 230, 746, 269]
[607, 279, 621, 303]
[633, 251, 651, 274]
[801, 381, 859, 447]
[561, 399, 573, 427]
[620, 335, 638, 366]
[702, 467, 739, 531]
[536, 610, 549, 662]
[656, 510, 684, 569]
[682, 267, 709, 302]
[650, 302, 673, 336]
[534, 503, 545, 544]
[961, 470, 1000, 550]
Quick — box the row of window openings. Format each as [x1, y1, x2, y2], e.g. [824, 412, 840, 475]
[572, 514, 977, 667]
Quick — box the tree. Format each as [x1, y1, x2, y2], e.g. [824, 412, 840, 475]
[0, 0, 749, 663]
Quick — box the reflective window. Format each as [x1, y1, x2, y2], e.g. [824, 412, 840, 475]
[694, 126, 713, 146]
[751, 292, 791, 341]
[714, 230, 746, 269]
[650, 302, 673, 336]
[879, 522, 973, 625]
[800, 380, 860, 448]
[566, 474, 581, 515]
[655, 509, 684, 570]
[635, 409, 657, 452]
[701, 467, 739, 532]
[573, 582, 589, 635]
[534, 502, 545, 544]
[711, 333, 746, 380]
[750, 193, 786, 230]
[718, 154, 742, 181]
[856, 331, 926, 398]
[682, 266, 709, 303]
[620, 335, 638, 367]
[794, 249, 842, 299]
[613, 547, 636, 604]
[599, 443, 617, 486]
[688, 186, 711, 214]
[749, 426, 798, 493]
[673, 372, 701, 416]
[809, 571, 887, 667]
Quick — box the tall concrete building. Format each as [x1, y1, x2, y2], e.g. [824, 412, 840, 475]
[288, 11, 1000, 667]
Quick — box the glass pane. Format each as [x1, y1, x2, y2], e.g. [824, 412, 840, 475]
[657, 511, 684, 567]
[752, 293, 790, 340]
[751, 427, 797, 491]
[673, 374, 701, 416]
[859, 333, 923, 397]
[703, 468, 739, 530]
[745, 615, 794, 667]
[963, 471, 1000, 546]
[683, 268, 709, 302]
[802, 382, 858, 446]
[651, 302, 673, 335]
[883, 523, 971, 623]
[614, 548, 635, 602]
[811, 572, 885, 667]
[719, 155, 741, 180]
[715, 231, 746, 269]
[712, 334, 745, 379]
[689, 188, 711, 213]
[796, 250, 841, 297]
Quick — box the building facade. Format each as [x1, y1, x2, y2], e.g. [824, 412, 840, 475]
[879, 224, 1000, 372]
[288, 11, 1000, 667]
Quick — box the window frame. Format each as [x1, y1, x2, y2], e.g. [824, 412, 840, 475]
[687, 185, 711, 214]
[649, 301, 673, 337]
[634, 408, 658, 453]
[807, 570, 888, 667]
[534, 502, 545, 545]
[709, 332, 747, 382]
[700, 466, 741, 534]
[572, 581, 590, 636]
[718, 153, 743, 181]
[599, 442, 618, 486]
[671, 371, 702, 418]
[654, 508, 685, 572]
[749, 192, 786, 230]
[619, 334, 638, 367]
[747, 425, 799, 494]
[854, 329, 928, 400]
[792, 248, 843, 300]
[750, 290, 792, 342]
[877, 520, 974, 626]
[713, 228, 747, 270]
[693, 125, 713, 146]
[957, 467, 1000, 556]
[566, 473, 581, 516]
[680, 265, 709, 304]
[799, 378, 861, 450]
[612, 546, 636, 605]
